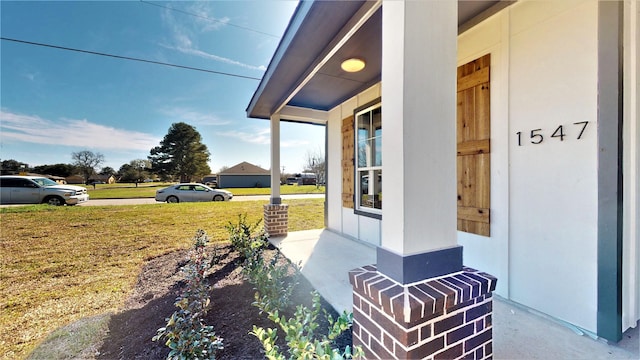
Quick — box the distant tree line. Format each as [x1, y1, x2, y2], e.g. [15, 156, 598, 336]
[1, 122, 212, 184]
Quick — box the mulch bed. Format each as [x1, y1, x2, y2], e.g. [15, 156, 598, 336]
[97, 243, 352, 359]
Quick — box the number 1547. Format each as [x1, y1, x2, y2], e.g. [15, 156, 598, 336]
[516, 121, 589, 146]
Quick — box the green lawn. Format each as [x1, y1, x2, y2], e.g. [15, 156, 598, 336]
[86, 183, 325, 199]
[0, 198, 324, 359]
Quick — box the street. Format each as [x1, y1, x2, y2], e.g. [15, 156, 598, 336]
[78, 193, 324, 206]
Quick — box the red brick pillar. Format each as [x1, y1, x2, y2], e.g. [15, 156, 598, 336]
[349, 265, 497, 359]
[263, 203, 289, 237]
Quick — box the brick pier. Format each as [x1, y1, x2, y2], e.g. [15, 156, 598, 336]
[263, 203, 289, 237]
[349, 265, 497, 359]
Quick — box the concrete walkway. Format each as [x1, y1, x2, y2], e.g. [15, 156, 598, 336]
[271, 229, 639, 359]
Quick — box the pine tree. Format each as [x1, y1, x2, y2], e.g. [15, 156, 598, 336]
[149, 122, 211, 182]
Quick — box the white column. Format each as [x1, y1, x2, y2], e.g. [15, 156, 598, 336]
[381, 0, 458, 256]
[270, 113, 281, 204]
[622, 0, 639, 332]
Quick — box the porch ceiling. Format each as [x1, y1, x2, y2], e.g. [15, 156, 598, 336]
[246, 0, 510, 121]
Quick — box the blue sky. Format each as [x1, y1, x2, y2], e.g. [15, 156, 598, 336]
[1, 0, 324, 174]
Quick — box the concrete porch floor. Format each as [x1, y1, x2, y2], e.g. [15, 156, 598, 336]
[270, 229, 639, 359]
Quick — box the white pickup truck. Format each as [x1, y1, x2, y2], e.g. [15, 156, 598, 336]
[0, 175, 89, 206]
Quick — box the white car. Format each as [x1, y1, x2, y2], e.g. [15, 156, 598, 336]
[0, 175, 89, 206]
[155, 183, 233, 203]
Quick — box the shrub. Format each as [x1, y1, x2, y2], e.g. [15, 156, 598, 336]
[227, 213, 298, 313]
[226, 214, 268, 265]
[248, 250, 300, 315]
[252, 291, 363, 360]
[153, 230, 223, 359]
[226, 214, 362, 359]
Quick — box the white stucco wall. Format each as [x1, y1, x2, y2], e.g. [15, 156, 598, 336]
[458, 0, 600, 333]
[510, 0, 598, 333]
[326, 83, 382, 246]
[457, 6, 511, 299]
[458, 1, 598, 332]
[458, 0, 639, 335]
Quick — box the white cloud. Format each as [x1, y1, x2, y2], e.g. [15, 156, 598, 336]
[217, 128, 309, 148]
[159, 4, 265, 72]
[24, 72, 37, 81]
[217, 128, 270, 145]
[0, 110, 159, 151]
[173, 46, 266, 71]
[160, 107, 231, 126]
[184, 2, 230, 32]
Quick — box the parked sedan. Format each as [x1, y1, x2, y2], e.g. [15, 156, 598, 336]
[155, 183, 233, 203]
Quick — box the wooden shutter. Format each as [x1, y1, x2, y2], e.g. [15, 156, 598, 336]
[457, 54, 491, 236]
[342, 115, 355, 208]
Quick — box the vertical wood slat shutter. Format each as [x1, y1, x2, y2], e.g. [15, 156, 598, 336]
[457, 54, 491, 236]
[342, 115, 355, 208]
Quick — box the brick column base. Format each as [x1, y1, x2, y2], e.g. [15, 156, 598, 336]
[263, 204, 289, 237]
[349, 265, 497, 359]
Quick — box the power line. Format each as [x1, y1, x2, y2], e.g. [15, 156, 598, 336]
[1, 37, 262, 81]
[139, 0, 280, 38]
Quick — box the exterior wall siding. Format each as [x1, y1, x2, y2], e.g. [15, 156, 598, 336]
[508, 0, 598, 332]
[456, 0, 511, 304]
[218, 175, 270, 188]
[457, 0, 602, 333]
[327, 83, 382, 246]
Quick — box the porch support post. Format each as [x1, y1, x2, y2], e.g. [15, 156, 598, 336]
[380, 0, 459, 281]
[270, 113, 282, 204]
[264, 113, 288, 237]
[350, 1, 497, 358]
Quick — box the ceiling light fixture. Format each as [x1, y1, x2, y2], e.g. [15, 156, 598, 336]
[341, 58, 366, 73]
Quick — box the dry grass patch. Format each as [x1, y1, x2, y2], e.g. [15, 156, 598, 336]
[27, 314, 111, 360]
[0, 199, 323, 359]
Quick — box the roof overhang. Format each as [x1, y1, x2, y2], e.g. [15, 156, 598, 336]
[246, 0, 515, 122]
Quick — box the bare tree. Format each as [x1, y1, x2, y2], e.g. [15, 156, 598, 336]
[304, 148, 325, 187]
[71, 150, 104, 184]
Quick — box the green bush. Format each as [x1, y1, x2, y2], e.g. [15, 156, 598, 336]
[226, 214, 362, 359]
[248, 250, 300, 315]
[252, 292, 363, 360]
[153, 230, 223, 359]
[226, 214, 268, 265]
[227, 213, 298, 313]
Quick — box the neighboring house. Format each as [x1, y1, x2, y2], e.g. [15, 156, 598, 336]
[217, 162, 271, 188]
[65, 175, 85, 184]
[46, 175, 67, 184]
[246, 0, 639, 355]
[89, 174, 116, 184]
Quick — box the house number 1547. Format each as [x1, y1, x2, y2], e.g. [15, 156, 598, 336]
[516, 121, 589, 146]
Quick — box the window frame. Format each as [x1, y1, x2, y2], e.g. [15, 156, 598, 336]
[353, 99, 382, 219]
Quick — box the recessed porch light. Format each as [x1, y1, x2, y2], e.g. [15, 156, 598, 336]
[341, 58, 366, 72]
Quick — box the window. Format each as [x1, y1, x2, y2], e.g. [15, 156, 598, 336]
[355, 102, 382, 215]
[0, 178, 37, 188]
